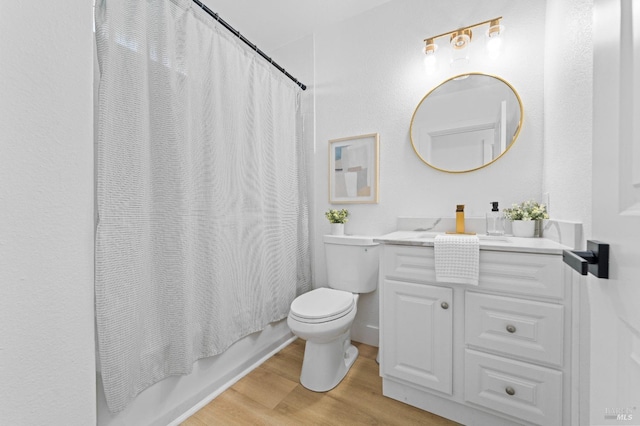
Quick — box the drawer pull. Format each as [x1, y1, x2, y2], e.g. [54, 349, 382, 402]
[506, 324, 517, 333]
[441, 301, 449, 310]
[505, 386, 516, 396]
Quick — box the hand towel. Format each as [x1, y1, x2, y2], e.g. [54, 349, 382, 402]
[434, 234, 480, 285]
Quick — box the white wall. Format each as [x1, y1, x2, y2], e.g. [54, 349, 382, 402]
[276, 0, 548, 344]
[0, 2, 96, 425]
[543, 0, 593, 244]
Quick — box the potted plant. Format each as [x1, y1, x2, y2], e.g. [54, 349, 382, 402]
[325, 209, 349, 235]
[503, 200, 549, 237]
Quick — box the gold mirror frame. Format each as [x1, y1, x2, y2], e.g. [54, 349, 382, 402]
[410, 72, 524, 173]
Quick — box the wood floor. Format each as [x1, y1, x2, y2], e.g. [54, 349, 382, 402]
[182, 339, 459, 425]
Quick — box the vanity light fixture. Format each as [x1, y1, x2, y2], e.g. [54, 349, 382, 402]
[424, 38, 438, 55]
[423, 17, 505, 67]
[486, 18, 505, 58]
[423, 37, 438, 71]
[450, 29, 472, 66]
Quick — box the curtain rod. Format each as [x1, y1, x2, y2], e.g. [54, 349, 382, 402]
[192, 0, 307, 91]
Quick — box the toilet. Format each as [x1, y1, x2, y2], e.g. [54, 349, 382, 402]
[287, 234, 379, 392]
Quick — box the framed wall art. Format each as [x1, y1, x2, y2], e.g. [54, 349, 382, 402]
[328, 133, 379, 204]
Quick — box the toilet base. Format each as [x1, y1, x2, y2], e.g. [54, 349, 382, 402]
[299, 330, 359, 392]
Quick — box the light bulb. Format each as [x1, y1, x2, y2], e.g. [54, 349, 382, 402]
[423, 39, 438, 73]
[486, 24, 505, 59]
[423, 53, 437, 73]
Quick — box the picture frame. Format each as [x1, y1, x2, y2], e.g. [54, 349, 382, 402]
[328, 133, 379, 204]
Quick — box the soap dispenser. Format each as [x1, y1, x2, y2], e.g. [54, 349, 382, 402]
[486, 201, 505, 236]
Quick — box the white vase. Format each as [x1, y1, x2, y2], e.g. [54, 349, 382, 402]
[511, 220, 536, 238]
[330, 223, 344, 236]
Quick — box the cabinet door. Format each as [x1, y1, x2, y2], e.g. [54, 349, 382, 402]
[382, 279, 453, 395]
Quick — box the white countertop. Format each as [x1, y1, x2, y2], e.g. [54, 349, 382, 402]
[373, 230, 570, 255]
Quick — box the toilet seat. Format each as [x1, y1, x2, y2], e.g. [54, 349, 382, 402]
[289, 287, 354, 324]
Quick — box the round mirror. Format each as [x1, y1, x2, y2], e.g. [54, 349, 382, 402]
[410, 73, 523, 173]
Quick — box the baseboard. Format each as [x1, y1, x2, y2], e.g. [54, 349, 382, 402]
[351, 322, 379, 347]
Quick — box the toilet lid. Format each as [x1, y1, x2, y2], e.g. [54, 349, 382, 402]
[290, 287, 354, 321]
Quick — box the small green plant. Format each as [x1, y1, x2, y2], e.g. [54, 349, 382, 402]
[504, 200, 549, 221]
[325, 209, 349, 224]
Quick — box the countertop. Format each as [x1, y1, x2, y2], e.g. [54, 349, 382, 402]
[373, 230, 570, 255]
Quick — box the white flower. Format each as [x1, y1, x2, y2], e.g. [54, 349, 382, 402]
[325, 209, 349, 224]
[504, 200, 549, 221]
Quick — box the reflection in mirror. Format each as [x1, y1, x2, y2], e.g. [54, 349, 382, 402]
[410, 73, 523, 173]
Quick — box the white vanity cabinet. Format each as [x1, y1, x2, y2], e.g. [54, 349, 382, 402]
[378, 242, 574, 426]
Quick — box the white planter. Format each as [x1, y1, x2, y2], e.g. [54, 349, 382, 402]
[511, 220, 536, 238]
[330, 223, 345, 235]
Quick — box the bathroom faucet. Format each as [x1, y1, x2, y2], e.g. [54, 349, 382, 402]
[456, 204, 465, 234]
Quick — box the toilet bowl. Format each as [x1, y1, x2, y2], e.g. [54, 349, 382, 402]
[287, 288, 359, 391]
[287, 235, 379, 392]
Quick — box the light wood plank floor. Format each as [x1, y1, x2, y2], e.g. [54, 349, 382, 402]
[182, 339, 460, 425]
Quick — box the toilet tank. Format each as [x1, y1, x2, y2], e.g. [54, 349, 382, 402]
[323, 235, 379, 293]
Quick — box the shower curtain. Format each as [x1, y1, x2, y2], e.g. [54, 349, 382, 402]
[94, 0, 310, 413]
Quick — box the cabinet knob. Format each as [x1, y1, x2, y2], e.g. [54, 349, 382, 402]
[506, 324, 516, 333]
[505, 386, 516, 396]
[441, 301, 449, 310]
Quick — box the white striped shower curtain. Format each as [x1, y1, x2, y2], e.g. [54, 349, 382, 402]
[94, 0, 310, 412]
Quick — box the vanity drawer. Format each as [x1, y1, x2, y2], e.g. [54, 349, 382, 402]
[465, 292, 564, 366]
[382, 246, 564, 300]
[382, 245, 435, 283]
[465, 349, 562, 426]
[477, 251, 564, 299]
